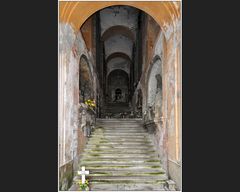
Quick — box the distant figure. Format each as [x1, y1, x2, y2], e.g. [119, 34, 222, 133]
[147, 106, 154, 121]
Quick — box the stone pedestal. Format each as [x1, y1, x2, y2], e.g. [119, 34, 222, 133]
[144, 120, 156, 134]
[166, 180, 176, 191]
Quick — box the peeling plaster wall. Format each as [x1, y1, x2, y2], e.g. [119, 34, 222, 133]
[147, 32, 168, 174]
[59, 23, 79, 165]
[163, 22, 181, 190]
[59, 22, 100, 190]
[141, 20, 181, 189]
[142, 15, 161, 77]
[59, 23, 80, 190]
[140, 14, 161, 113]
[165, 40, 181, 190]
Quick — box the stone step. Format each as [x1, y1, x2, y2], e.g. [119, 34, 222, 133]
[79, 162, 161, 167]
[89, 175, 168, 181]
[96, 124, 143, 126]
[83, 149, 156, 154]
[81, 154, 158, 159]
[88, 138, 151, 142]
[78, 165, 162, 170]
[85, 146, 154, 150]
[79, 159, 161, 164]
[87, 141, 153, 145]
[76, 168, 166, 176]
[86, 143, 154, 147]
[97, 121, 142, 123]
[97, 131, 146, 134]
[91, 133, 149, 136]
[97, 124, 143, 127]
[89, 135, 148, 139]
[96, 130, 145, 133]
[96, 126, 144, 129]
[96, 123, 143, 125]
[79, 168, 166, 174]
[97, 129, 147, 132]
[96, 118, 142, 121]
[80, 156, 161, 161]
[86, 144, 153, 147]
[75, 171, 165, 178]
[79, 164, 162, 169]
[90, 178, 166, 183]
[89, 183, 165, 191]
[74, 173, 167, 180]
[69, 182, 165, 191]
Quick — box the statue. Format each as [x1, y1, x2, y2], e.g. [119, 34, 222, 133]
[155, 74, 162, 93]
[154, 74, 163, 119]
[147, 106, 155, 121]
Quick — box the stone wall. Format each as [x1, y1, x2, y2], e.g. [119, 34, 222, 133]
[59, 22, 99, 190]
[163, 18, 181, 190]
[59, 160, 73, 191]
[59, 23, 79, 165]
[140, 18, 181, 189]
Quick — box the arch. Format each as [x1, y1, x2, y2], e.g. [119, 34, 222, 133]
[146, 57, 162, 106]
[104, 34, 133, 59]
[152, 55, 162, 66]
[107, 57, 130, 76]
[60, 1, 180, 36]
[107, 69, 129, 81]
[106, 52, 132, 64]
[107, 69, 129, 103]
[79, 55, 94, 102]
[101, 25, 135, 42]
[106, 52, 132, 77]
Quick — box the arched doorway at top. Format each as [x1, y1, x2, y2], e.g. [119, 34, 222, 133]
[60, 1, 180, 37]
[107, 69, 129, 103]
[146, 56, 162, 118]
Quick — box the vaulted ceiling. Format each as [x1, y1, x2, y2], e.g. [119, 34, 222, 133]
[99, 6, 139, 79]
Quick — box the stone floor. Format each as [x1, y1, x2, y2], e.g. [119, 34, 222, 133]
[69, 119, 172, 191]
[101, 103, 132, 118]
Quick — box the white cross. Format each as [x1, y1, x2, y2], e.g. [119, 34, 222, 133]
[78, 166, 89, 184]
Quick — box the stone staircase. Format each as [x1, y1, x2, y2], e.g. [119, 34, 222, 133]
[70, 119, 174, 191]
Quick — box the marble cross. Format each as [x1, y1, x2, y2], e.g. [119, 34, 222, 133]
[78, 166, 89, 184]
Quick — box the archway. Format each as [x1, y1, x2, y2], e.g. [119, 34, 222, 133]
[107, 69, 129, 103]
[60, 1, 180, 36]
[79, 55, 93, 103]
[115, 88, 122, 102]
[147, 57, 162, 108]
[101, 25, 135, 42]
